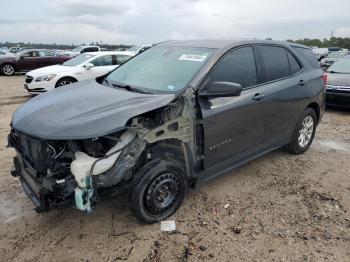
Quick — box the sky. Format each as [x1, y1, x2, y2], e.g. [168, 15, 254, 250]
[0, 0, 350, 45]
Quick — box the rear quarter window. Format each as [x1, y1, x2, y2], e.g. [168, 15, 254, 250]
[292, 47, 320, 69]
[287, 51, 302, 75]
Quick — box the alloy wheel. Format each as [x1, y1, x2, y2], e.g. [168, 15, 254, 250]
[2, 65, 15, 75]
[298, 116, 314, 148]
[58, 80, 73, 86]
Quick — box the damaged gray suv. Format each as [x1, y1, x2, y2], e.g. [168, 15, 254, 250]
[8, 39, 325, 223]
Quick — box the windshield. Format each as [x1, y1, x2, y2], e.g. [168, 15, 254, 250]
[106, 46, 214, 93]
[327, 58, 350, 73]
[72, 46, 83, 52]
[62, 54, 94, 66]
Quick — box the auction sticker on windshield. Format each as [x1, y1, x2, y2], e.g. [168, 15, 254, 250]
[179, 54, 208, 62]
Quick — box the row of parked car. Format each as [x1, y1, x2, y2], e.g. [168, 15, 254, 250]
[0, 45, 156, 92]
[312, 47, 349, 68]
[311, 47, 350, 107]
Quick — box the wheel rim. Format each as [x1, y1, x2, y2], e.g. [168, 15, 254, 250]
[58, 80, 72, 86]
[3, 65, 14, 75]
[145, 173, 180, 214]
[298, 116, 314, 148]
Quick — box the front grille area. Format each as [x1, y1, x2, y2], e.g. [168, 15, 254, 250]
[9, 130, 48, 173]
[25, 75, 33, 83]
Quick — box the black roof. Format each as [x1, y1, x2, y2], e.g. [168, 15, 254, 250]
[158, 39, 310, 50]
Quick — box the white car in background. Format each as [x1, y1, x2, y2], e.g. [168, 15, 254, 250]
[0, 50, 13, 57]
[24, 51, 133, 94]
[63, 46, 101, 57]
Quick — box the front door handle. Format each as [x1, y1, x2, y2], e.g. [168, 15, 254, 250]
[298, 80, 306, 86]
[252, 93, 265, 101]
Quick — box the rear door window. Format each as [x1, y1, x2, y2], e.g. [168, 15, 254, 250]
[38, 51, 51, 57]
[91, 55, 113, 66]
[116, 55, 131, 65]
[207, 46, 257, 88]
[259, 45, 290, 82]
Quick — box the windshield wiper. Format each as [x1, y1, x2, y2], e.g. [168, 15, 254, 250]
[102, 78, 151, 94]
[102, 78, 111, 86]
[111, 82, 150, 94]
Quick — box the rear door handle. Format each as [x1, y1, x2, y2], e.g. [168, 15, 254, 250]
[252, 93, 265, 101]
[298, 80, 306, 86]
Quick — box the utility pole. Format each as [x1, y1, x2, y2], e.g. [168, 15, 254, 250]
[331, 30, 335, 38]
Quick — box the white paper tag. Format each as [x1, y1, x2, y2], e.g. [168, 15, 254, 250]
[179, 54, 207, 62]
[160, 220, 176, 232]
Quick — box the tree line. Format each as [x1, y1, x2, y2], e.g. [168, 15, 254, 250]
[286, 37, 350, 50]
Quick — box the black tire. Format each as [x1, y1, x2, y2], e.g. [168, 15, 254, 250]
[286, 107, 317, 155]
[55, 77, 77, 87]
[1, 63, 15, 76]
[128, 158, 188, 224]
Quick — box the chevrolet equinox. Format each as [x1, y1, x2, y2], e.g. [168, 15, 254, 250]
[8, 39, 326, 223]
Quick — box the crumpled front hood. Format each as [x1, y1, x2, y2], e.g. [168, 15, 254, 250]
[12, 80, 175, 140]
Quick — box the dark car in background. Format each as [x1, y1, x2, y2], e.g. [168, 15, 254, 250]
[0, 49, 71, 76]
[8, 39, 325, 223]
[320, 51, 348, 69]
[325, 56, 350, 107]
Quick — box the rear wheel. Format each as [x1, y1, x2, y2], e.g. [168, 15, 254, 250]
[1, 64, 15, 76]
[128, 159, 187, 224]
[55, 77, 77, 87]
[286, 108, 317, 154]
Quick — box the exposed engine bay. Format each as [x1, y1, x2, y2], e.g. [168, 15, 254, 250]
[8, 93, 198, 213]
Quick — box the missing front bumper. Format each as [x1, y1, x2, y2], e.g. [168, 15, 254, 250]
[12, 155, 75, 213]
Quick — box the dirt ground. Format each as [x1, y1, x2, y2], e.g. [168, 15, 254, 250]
[0, 75, 349, 262]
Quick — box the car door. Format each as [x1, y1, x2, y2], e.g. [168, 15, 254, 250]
[16, 51, 41, 71]
[83, 55, 117, 80]
[37, 50, 55, 67]
[256, 45, 306, 143]
[198, 46, 268, 169]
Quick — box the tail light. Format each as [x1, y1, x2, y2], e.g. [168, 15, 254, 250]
[322, 73, 327, 86]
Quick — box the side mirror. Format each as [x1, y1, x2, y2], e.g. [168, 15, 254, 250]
[83, 62, 94, 70]
[199, 81, 242, 98]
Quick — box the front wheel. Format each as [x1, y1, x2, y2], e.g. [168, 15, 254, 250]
[55, 77, 77, 87]
[286, 108, 317, 155]
[128, 159, 188, 224]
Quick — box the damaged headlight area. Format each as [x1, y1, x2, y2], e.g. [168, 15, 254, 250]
[8, 128, 146, 213]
